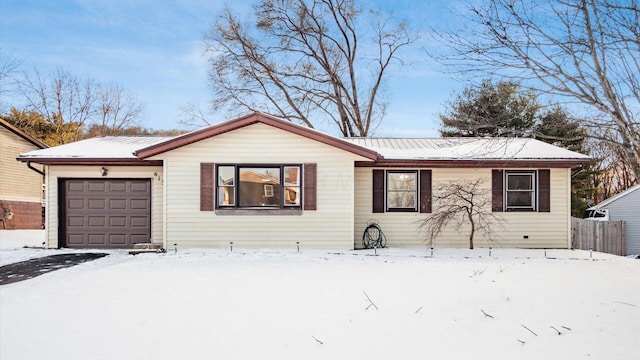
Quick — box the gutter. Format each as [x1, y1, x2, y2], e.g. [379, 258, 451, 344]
[27, 161, 45, 176]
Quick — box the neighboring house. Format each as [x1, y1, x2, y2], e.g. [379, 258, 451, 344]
[585, 184, 640, 255]
[17, 113, 590, 250]
[0, 118, 48, 229]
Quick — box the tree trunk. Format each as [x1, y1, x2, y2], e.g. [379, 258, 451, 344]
[467, 210, 475, 250]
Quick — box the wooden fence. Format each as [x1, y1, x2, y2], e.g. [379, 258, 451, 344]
[571, 217, 626, 256]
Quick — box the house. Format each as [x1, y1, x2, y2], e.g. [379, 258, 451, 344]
[17, 113, 591, 250]
[0, 118, 48, 229]
[585, 184, 640, 255]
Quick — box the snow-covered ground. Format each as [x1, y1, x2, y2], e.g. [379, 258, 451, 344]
[0, 230, 45, 250]
[1, 239, 638, 359]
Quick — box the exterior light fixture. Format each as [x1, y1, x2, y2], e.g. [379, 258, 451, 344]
[100, 167, 108, 176]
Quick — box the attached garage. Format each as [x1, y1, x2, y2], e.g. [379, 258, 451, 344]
[60, 179, 151, 248]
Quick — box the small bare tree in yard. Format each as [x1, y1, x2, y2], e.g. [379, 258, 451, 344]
[202, 0, 416, 136]
[420, 179, 502, 250]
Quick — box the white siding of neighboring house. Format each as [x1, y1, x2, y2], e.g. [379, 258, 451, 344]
[601, 187, 640, 255]
[149, 122, 369, 250]
[354, 167, 571, 249]
[0, 125, 43, 203]
[44, 166, 163, 248]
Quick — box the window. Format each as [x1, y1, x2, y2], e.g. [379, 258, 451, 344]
[217, 166, 235, 206]
[373, 169, 431, 213]
[284, 166, 301, 206]
[216, 165, 302, 209]
[386, 171, 418, 211]
[505, 171, 536, 211]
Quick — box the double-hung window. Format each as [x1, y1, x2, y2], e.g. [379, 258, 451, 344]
[216, 165, 302, 209]
[372, 169, 431, 213]
[505, 171, 536, 211]
[386, 171, 418, 211]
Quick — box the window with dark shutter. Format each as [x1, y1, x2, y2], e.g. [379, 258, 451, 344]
[200, 163, 215, 211]
[372, 170, 385, 213]
[303, 163, 317, 210]
[419, 170, 432, 213]
[538, 169, 550, 212]
[492, 170, 504, 212]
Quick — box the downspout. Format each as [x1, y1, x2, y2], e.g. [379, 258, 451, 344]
[27, 161, 45, 176]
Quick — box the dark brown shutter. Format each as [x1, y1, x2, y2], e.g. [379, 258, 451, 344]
[419, 170, 432, 213]
[200, 163, 215, 211]
[303, 163, 317, 210]
[538, 169, 551, 212]
[492, 170, 504, 212]
[373, 170, 385, 213]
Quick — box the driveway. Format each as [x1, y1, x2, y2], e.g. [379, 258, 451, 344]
[0, 253, 108, 285]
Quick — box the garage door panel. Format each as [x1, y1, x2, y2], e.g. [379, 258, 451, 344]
[88, 234, 107, 245]
[62, 179, 151, 248]
[130, 199, 149, 210]
[110, 199, 127, 210]
[109, 182, 127, 192]
[109, 216, 127, 227]
[67, 181, 85, 192]
[88, 181, 106, 192]
[67, 216, 84, 227]
[88, 199, 106, 209]
[108, 234, 127, 245]
[67, 199, 84, 209]
[88, 216, 106, 227]
[130, 216, 149, 227]
[67, 234, 85, 245]
[131, 182, 149, 192]
[130, 234, 149, 243]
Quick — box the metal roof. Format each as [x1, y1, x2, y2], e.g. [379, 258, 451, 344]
[18, 129, 591, 163]
[18, 136, 173, 160]
[344, 137, 591, 160]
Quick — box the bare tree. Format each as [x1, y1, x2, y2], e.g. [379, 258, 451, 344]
[18, 68, 144, 143]
[94, 83, 143, 136]
[20, 68, 97, 143]
[420, 179, 502, 249]
[0, 49, 22, 109]
[179, 101, 212, 128]
[204, 0, 416, 137]
[587, 137, 637, 203]
[434, 0, 640, 180]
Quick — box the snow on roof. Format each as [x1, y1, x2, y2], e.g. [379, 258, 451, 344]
[588, 184, 640, 210]
[19, 132, 590, 163]
[344, 137, 591, 160]
[19, 136, 173, 159]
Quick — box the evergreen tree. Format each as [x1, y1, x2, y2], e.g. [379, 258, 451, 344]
[439, 80, 538, 137]
[439, 80, 594, 216]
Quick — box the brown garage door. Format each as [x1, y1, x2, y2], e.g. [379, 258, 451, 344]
[61, 179, 151, 248]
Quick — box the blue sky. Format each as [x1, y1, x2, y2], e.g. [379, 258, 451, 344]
[1, 0, 464, 136]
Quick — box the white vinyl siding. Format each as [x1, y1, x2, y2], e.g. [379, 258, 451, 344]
[600, 188, 640, 255]
[150, 123, 368, 250]
[44, 166, 163, 248]
[354, 167, 571, 249]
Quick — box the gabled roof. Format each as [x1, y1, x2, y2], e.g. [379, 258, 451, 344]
[588, 184, 640, 210]
[134, 112, 379, 160]
[0, 118, 48, 149]
[17, 112, 591, 168]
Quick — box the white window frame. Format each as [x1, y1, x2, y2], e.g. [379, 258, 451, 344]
[216, 164, 302, 209]
[505, 171, 536, 211]
[386, 170, 418, 212]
